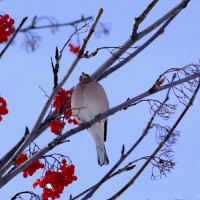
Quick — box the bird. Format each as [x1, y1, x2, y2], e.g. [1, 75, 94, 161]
[71, 72, 109, 166]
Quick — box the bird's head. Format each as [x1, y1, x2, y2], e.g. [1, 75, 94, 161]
[79, 72, 93, 83]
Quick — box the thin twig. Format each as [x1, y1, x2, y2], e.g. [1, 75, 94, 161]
[77, 8, 103, 57]
[136, 0, 190, 41]
[51, 47, 59, 88]
[20, 16, 93, 32]
[51, 22, 90, 88]
[0, 17, 28, 59]
[60, 21, 90, 55]
[131, 0, 159, 38]
[38, 85, 49, 98]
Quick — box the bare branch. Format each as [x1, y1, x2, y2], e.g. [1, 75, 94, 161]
[151, 64, 200, 105]
[71, 163, 136, 200]
[107, 79, 200, 200]
[81, 46, 128, 59]
[92, 0, 190, 80]
[20, 16, 92, 32]
[153, 124, 180, 146]
[97, 13, 178, 81]
[150, 146, 176, 180]
[51, 47, 59, 88]
[77, 8, 103, 57]
[60, 21, 90, 55]
[0, 69, 199, 188]
[131, 0, 159, 38]
[19, 16, 92, 51]
[128, 99, 177, 120]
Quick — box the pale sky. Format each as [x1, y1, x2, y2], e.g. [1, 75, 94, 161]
[0, 0, 200, 200]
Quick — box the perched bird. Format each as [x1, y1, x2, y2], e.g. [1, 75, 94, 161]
[71, 72, 109, 166]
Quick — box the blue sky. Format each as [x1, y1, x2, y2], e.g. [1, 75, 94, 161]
[0, 0, 200, 200]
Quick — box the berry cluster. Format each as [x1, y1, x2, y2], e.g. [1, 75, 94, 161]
[0, 97, 9, 121]
[68, 43, 80, 54]
[48, 119, 66, 135]
[13, 153, 28, 166]
[0, 14, 14, 43]
[14, 152, 44, 178]
[33, 159, 77, 200]
[52, 88, 73, 120]
[49, 88, 78, 135]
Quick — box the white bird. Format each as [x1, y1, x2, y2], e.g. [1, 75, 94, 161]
[71, 72, 109, 166]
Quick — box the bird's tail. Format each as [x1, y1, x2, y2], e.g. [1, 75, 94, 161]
[96, 144, 109, 166]
[89, 124, 109, 166]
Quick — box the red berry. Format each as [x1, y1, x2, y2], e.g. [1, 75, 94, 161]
[0, 97, 9, 121]
[0, 14, 14, 44]
[9, 18, 14, 25]
[62, 159, 66, 165]
[48, 119, 66, 135]
[23, 173, 28, 178]
[4, 14, 9, 20]
[68, 43, 80, 54]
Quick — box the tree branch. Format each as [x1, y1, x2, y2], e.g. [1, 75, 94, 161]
[20, 16, 93, 32]
[91, 0, 190, 80]
[0, 9, 103, 178]
[107, 79, 200, 200]
[70, 163, 136, 200]
[131, 0, 159, 38]
[0, 71, 198, 189]
[97, 13, 178, 81]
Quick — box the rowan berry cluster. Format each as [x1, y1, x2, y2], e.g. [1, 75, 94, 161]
[33, 159, 77, 200]
[48, 119, 66, 135]
[14, 152, 44, 178]
[49, 88, 78, 135]
[0, 97, 9, 121]
[0, 14, 14, 43]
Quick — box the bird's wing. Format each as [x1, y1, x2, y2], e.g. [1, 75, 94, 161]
[71, 84, 90, 124]
[82, 82, 109, 121]
[83, 81, 109, 142]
